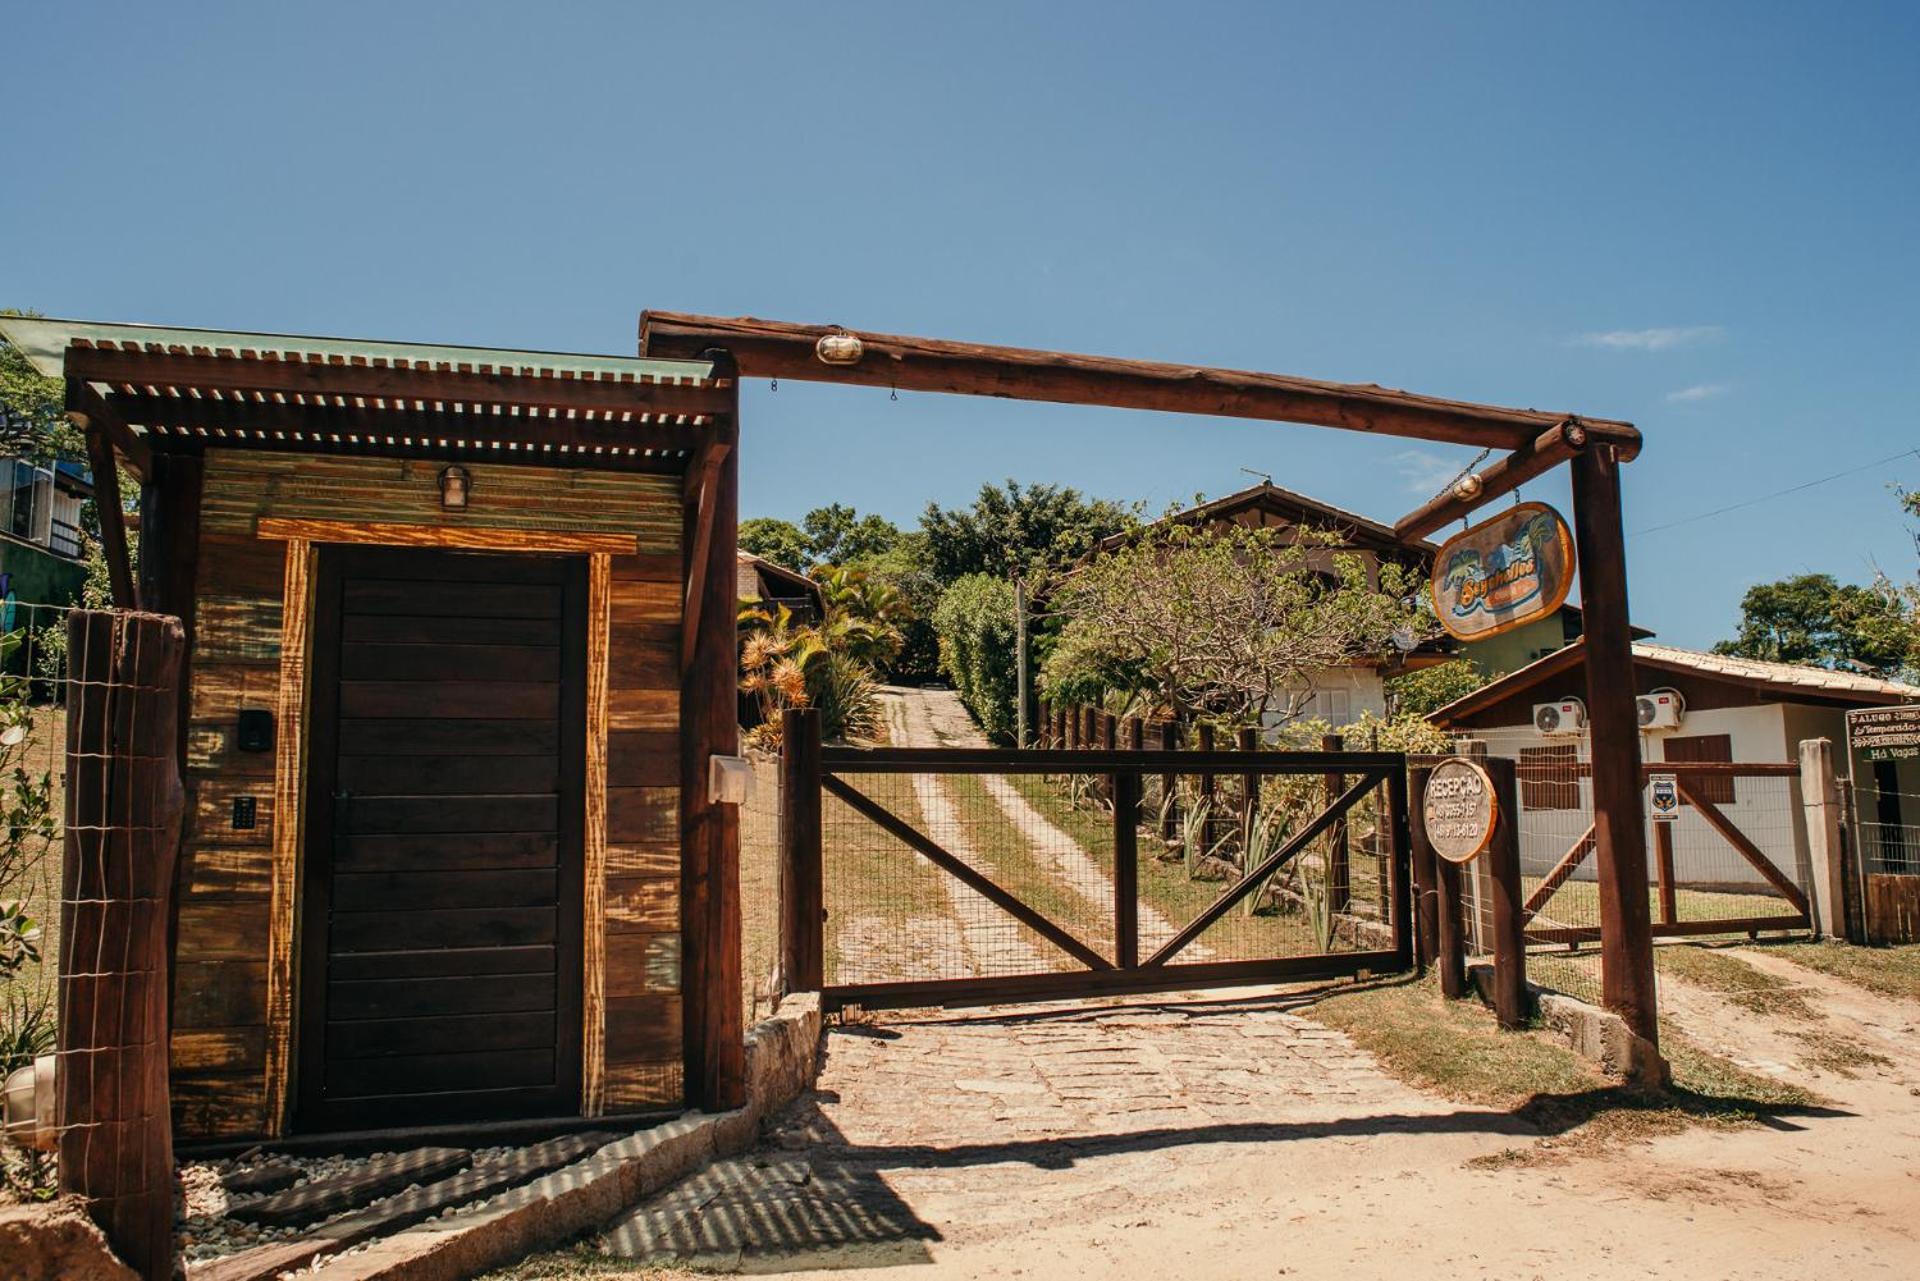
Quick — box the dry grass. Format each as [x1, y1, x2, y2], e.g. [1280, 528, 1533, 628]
[1652, 943, 1822, 1020]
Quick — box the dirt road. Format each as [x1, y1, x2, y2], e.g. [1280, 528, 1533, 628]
[600, 688, 1920, 1279]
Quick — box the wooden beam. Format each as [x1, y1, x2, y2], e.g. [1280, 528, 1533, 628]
[1522, 824, 1598, 916]
[255, 518, 638, 554]
[1569, 444, 1660, 1056]
[108, 392, 716, 456]
[65, 345, 730, 420]
[678, 350, 744, 1113]
[1394, 419, 1595, 542]
[640, 311, 1642, 454]
[65, 377, 152, 477]
[679, 440, 730, 675]
[581, 553, 612, 1116]
[77, 409, 139, 609]
[265, 540, 313, 1136]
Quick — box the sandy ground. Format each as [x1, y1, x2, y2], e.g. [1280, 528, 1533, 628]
[619, 954, 1919, 1281]
[635, 689, 1920, 1280]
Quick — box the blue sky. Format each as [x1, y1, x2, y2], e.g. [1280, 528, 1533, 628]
[6, 2, 1917, 648]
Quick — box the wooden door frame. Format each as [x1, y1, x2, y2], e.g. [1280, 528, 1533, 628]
[264, 535, 610, 1135]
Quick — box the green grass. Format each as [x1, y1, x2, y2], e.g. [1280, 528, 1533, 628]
[1525, 875, 1800, 929]
[1766, 940, 1920, 1003]
[944, 772, 1114, 965]
[1004, 772, 1334, 962]
[1304, 974, 1818, 1157]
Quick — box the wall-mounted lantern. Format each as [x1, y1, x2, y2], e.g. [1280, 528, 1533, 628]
[814, 329, 864, 366]
[439, 465, 472, 510]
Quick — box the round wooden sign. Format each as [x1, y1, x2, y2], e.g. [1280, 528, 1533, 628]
[1423, 758, 1498, 864]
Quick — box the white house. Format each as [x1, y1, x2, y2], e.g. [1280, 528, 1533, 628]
[1429, 641, 1920, 897]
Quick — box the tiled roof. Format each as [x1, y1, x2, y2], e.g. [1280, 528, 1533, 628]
[1631, 642, 1920, 701]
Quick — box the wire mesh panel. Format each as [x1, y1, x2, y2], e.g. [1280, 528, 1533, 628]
[1457, 727, 1813, 1004]
[2, 603, 80, 1198]
[813, 746, 1410, 1008]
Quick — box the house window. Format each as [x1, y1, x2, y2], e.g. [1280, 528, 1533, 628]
[1308, 688, 1351, 724]
[1520, 743, 1580, 811]
[1662, 732, 1735, 805]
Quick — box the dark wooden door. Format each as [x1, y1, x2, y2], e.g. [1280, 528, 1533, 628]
[297, 545, 587, 1132]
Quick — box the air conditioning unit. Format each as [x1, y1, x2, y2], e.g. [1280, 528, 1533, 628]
[1637, 687, 1686, 731]
[1533, 698, 1587, 737]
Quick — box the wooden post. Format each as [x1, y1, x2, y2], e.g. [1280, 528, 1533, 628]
[779, 708, 824, 992]
[1799, 737, 1852, 941]
[1197, 722, 1217, 830]
[1434, 856, 1468, 998]
[1408, 763, 1440, 972]
[1158, 720, 1180, 841]
[1385, 762, 1415, 971]
[680, 355, 745, 1112]
[77, 410, 139, 610]
[1237, 726, 1259, 852]
[1322, 733, 1350, 913]
[1084, 706, 1100, 752]
[60, 610, 186, 1280]
[1099, 711, 1117, 752]
[1570, 444, 1658, 1052]
[1653, 821, 1679, 927]
[1486, 757, 1528, 1030]
[1113, 760, 1140, 969]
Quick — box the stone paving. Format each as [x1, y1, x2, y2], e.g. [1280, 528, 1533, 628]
[599, 991, 1464, 1269]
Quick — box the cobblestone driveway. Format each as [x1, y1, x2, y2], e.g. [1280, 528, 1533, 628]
[602, 990, 1485, 1270]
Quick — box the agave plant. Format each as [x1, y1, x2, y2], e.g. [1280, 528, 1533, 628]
[1238, 804, 1294, 918]
[739, 601, 884, 748]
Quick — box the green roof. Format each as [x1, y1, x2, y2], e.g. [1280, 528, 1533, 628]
[0, 316, 716, 383]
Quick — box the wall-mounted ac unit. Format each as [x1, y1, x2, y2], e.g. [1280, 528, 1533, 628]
[1637, 687, 1686, 731]
[1533, 698, 1587, 737]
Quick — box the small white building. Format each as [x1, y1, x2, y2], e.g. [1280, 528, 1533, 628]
[1429, 641, 1920, 896]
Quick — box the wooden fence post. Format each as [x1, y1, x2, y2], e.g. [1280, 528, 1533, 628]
[779, 707, 824, 993]
[1322, 733, 1350, 913]
[60, 610, 186, 1281]
[1236, 726, 1259, 851]
[1113, 738, 1141, 968]
[1407, 761, 1440, 973]
[1197, 723, 1217, 842]
[1157, 720, 1180, 840]
[1485, 757, 1528, 1030]
[1799, 737, 1852, 941]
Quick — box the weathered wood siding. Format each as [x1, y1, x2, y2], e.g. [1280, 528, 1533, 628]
[172, 451, 685, 1138]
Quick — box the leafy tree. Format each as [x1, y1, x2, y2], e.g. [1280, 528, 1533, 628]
[739, 517, 812, 572]
[739, 505, 902, 574]
[1042, 523, 1432, 729]
[1386, 660, 1496, 718]
[802, 503, 900, 566]
[1714, 573, 1912, 675]
[0, 314, 85, 461]
[931, 574, 1020, 742]
[922, 480, 1138, 583]
[843, 533, 942, 684]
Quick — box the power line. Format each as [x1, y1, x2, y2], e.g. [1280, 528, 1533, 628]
[1633, 447, 1919, 537]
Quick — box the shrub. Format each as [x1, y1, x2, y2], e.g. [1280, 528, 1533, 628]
[932, 574, 1019, 742]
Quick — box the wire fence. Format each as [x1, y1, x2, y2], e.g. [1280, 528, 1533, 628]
[1455, 727, 1814, 1006]
[740, 751, 783, 1026]
[2, 603, 81, 1198]
[818, 755, 1400, 993]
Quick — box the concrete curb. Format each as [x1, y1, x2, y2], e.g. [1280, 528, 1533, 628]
[1466, 963, 1669, 1087]
[317, 993, 824, 1281]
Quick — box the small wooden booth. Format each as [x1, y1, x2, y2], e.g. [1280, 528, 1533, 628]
[1, 318, 746, 1142]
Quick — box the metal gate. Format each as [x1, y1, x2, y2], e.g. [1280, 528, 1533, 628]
[779, 718, 1413, 1011]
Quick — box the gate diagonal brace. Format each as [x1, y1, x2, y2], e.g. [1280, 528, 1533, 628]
[821, 773, 1115, 972]
[1143, 771, 1385, 969]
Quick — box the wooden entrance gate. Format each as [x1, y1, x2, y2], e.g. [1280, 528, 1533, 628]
[778, 711, 1413, 1011]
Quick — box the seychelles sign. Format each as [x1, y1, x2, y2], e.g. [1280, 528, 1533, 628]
[1430, 502, 1576, 642]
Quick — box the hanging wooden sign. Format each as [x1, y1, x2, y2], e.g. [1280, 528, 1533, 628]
[1423, 757, 1499, 864]
[1429, 502, 1576, 642]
